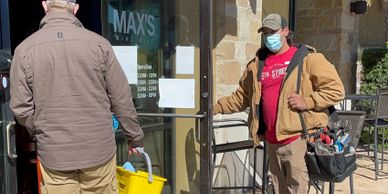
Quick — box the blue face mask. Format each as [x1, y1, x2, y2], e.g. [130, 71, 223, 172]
[264, 33, 284, 52]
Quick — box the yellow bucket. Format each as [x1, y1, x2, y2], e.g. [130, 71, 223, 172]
[117, 167, 167, 194]
[116, 148, 167, 194]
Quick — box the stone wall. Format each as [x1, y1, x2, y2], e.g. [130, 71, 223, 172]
[214, 0, 262, 100]
[359, 1, 385, 47]
[295, 0, 359, 93]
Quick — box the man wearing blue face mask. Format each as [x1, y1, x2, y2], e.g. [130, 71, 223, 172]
[214, 13, 345, 194]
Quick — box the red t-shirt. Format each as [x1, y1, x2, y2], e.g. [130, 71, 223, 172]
[261, 46, 300, 144]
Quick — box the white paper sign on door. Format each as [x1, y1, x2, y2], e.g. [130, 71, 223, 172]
[112, 46, 138, 84]
[158, 78, 195, 108]
[175, 46, 195, 75]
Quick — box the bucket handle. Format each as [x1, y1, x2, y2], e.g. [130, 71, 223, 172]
[135, 147, 153, 183]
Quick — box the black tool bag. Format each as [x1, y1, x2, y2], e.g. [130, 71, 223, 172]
[294, 45, 357, 182]
[305, 140, 357, 182]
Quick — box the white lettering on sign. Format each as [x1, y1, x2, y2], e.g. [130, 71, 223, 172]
[138, 93, 146, 98]
[138, 80, 147, 85]
[148, 92, 157, 98]
[138, 86, 147, 92]
[113, 9, 156, 37]
[138, 73, 147, 78]
[148, 86, 157, 91]
[148, 79, 158, 85]
[148, 73, 157, 78]
[127, 12, 136, 34]
[138, 64, 152, 70]
[147, 15, 155, 36]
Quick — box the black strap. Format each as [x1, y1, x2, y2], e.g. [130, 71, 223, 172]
[296, 60, 309, 137]
[256, 59, 266, 134]
[257, 60, 265, 80]
[256, 47, 268, 81]
[285, 44, 308, 82]
[328, 106, 339, 123]
[255, 47, 268, 134]
[294, 45, 312, 137]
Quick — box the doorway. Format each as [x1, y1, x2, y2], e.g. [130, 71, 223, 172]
[6, 0, 211, 193]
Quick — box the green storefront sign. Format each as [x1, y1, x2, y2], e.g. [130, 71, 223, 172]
[102, 0, 160, 51]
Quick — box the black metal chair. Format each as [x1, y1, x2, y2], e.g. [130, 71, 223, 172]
[311, 110, 366, 194]
[211, 118, 271, 194]
[364, 87, 388, 180]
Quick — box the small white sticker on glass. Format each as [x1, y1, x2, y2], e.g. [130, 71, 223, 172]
[2, 77, 7, 88]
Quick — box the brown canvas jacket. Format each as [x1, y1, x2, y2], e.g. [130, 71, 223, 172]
[214, 45, 345, 145]
[10, 12, 144, 171]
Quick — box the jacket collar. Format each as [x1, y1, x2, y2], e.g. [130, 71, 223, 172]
[39, 12, 83, 29]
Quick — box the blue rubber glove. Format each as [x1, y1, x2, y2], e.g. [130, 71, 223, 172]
[123, 161, 136, 172]
[112, 114, 119, 130]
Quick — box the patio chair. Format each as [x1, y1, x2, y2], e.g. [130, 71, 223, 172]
[311, 110, 366, 194]
[364, 87, 388, 180]
[212, 118, 271, 194]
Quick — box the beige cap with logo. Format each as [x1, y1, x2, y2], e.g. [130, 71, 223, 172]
[257, 13, 288, 33]
[45, 0, 77, 9]
[46, 0, 77, 3]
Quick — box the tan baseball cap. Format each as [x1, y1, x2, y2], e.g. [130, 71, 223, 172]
[45, 0, 77, 9]
[47, 0, 77, 3]
[257, 14, 288, 33]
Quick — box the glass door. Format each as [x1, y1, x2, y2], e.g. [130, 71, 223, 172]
[0, 50, 17, 194]
[100, 0, 211, 193]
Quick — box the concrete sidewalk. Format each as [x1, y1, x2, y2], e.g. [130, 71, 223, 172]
[309, 151, 388, 194]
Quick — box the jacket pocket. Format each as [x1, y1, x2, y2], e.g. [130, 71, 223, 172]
[302, 111, 316, 129]
[303, 110, 329, 129]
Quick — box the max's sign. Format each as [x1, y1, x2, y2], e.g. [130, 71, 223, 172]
[113, 9, 156, 37]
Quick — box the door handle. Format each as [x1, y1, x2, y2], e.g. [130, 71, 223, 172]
[137, 113, 206, 119]
[137, 113, 206, 141]
[6, 121, 17, 159]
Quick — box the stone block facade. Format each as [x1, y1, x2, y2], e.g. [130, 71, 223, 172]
[214, 0, 262, 100]
[214, 0, 361, 98]
[295, 0, 359, 93]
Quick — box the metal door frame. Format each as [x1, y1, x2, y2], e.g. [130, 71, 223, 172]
[138, 0, 214, 193]
[0, 50, 17, 194]
[0, 0, 11, 52]
[199, 0, 213, 193]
